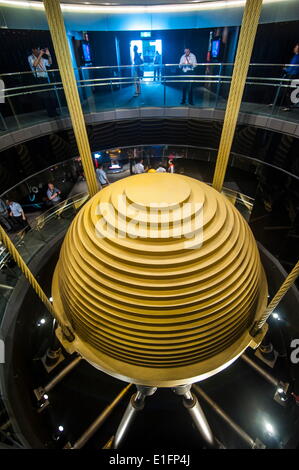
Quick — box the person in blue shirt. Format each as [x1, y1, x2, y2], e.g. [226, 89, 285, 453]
[6, 199, 28, 231]
[47, 183, 61, 206]
[282, 43, 299, 111]
[96, 165, 110, 187]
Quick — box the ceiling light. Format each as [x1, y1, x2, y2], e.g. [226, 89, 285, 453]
[0, 0, 290, 15]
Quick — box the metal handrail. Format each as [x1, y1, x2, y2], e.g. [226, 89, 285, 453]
[1, 62, 299, 78]
[2, 75, 297, 99]
[0, 192, 88, 266]
[0, 157, 79, 199]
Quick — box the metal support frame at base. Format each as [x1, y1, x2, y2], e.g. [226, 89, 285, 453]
[112, 384, 216, 449]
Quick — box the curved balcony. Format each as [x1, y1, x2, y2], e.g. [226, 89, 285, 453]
[1, 63, 299, 149]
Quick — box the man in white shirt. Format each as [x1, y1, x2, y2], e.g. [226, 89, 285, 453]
[134, 160, 145, 174]
[96, 165, 110, 187]
[28, 46, 59, 117]
[179, 48, 197, 105]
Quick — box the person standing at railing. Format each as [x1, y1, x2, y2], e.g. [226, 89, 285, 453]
[179, 48, 197, 105]
[153, 51, 162, 82]
[133, 45, 144, 97]
[96, 165, 110, 188]
[6, 199, 28, 231]
[168, 159, 175, 173]
[281, 43, 299, 112]
[47, 183, 61, 207]
[133, 159, 145, 174]
[0, 198, 12, 233]
[28, 46, 59, 118]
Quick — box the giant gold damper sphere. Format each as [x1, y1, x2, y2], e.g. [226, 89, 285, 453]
[52, 173, 268, 387]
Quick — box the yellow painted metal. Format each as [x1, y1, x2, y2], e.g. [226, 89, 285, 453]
[212, 0, 263, 193]
[0, 225, 74, 341]
[43, 0, 98, 197]
[52, 174, 268, 386]
[252, 259, 299, 334]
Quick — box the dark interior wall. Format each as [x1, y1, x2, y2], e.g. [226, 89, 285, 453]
[242, 20, 299, 104]
[1, 20, 299, 74]
[0, 131, 75, 195]
[88, 28, 222, 67]
[252, 21, 299, 72]
[0, 29, 57, 74]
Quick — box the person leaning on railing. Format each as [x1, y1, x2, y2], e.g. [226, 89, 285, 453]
[46, 182, 61, 207]
[281, 43, 299, 112]
[28, 46, 59, 118]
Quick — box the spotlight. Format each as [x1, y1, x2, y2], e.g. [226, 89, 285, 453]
[43, 394, 49, 400]
[40, 318, 46, 325]
[49, 297, 53, 302]
[265, 422, 275, 435]
[58, 425, 64, 432]
[272, 313, 280, 320]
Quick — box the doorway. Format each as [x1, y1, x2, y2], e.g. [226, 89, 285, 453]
[130, 39, 162, 80]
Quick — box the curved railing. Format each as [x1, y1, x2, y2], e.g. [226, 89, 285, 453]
[1, 63, 299, 134]
[0, 156, 83, 207]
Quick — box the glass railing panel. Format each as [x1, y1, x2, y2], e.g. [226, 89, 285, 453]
[79, 67, 113, 113]
[0, 191, 88, 323]
[214, 63, 234, 110]
[2, 84, 68, 133]
[247, 163, 299, 272]
[4, 63, 299, 135]
[222, 150, 299, 273]
[1, 158, 83, 207]
[240, 64, 281, 117]
[239, 64, 299, 122]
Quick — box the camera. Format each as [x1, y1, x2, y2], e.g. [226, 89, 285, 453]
[41, 48, 49, 59]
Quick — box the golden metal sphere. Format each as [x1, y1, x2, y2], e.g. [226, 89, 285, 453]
[52, 174, 268, 386]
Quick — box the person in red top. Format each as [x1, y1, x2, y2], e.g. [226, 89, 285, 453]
[168, 159, 175, 173]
